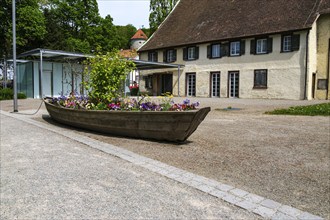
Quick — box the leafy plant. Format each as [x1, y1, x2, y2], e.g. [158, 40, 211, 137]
[83, 50, 136, 104]
[0, 88, 27, 100]
[266, 103, 330, 116]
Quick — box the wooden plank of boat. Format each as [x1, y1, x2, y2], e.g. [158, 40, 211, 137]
[44, 101, 210, 143]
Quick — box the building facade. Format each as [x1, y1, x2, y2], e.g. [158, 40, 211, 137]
[138, 0, 330, 100]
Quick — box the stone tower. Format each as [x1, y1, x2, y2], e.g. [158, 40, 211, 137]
[130, 29, 148, 50]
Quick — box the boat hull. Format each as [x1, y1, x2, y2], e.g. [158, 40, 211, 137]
[44, 101, 210, 142]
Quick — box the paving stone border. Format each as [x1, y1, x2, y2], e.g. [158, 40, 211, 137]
[1, 110, 324, 220]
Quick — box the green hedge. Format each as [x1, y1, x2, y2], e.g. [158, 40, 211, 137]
[0, 88, 27, 100]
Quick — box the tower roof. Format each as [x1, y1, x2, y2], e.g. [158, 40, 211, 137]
[131, 29, 148, 40]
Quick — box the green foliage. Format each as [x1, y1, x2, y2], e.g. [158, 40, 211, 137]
[0, 0, 47, 58]
[0, 88, 27, 100]
[149, 0, 179, 34]
[266, 103, 330, 116]
[116, 24, 137, 49]
[84, 50, 136, 104]
[0, 88, 13, 100]
[0, 0, 141, 58]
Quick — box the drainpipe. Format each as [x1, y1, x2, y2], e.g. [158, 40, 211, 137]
[327, 38, 330, 100]
[178, 66, 180, 97]
[304, 30, 310, 100]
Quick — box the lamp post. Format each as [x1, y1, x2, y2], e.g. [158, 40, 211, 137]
[12, 0, 18, 112]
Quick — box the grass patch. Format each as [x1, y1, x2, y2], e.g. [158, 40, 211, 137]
[266, 103, 330, 116]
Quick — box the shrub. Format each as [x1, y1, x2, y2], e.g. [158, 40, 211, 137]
[83, 50, 136, 104]
[0, 88, 13, 100]
[0, 88, 27, 100]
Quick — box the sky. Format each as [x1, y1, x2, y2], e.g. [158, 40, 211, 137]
[97, 0, 150, 28]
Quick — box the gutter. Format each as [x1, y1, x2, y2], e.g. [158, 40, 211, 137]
[304, 30, 310, 100]
[327, 38, 330, 100]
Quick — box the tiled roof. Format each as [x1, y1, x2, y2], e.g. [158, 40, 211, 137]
[120, 49, 138, 58]
[139, 0, 329, 52]
[131, 29, 148, 40]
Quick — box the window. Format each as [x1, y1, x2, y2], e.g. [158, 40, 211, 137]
[148, 51, 158, 62]
[212, 44, 221, 58]
[210, 72, 220, 97]
[230, 41, 240, 56]
[251, 38, 272, 55]
[254, 69, 267, 89]
[281, 34, 300, 52]
[163, 49, 177, 63]
[145, 75, 153, 89]
[282, 35, 292, 52]
[208, 41, 244, 58]
[186, 73, 196, 97]
[207, 44, 221, 59]
[183, 46, 199, 61]
[256, 39, 267, 54]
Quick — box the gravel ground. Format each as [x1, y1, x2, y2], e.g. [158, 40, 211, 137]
[1, 114, 260, 219]
[1, 98, 329, 219]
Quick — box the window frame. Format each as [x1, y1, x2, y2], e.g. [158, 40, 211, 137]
[230, 41, 240, 56]
[281, 34, 300, 52]
[211, 44, 221, 58]
[187, 47, 195, 60]
[256, 39, 268, 54]
[282, 35, 292, 52]
[148, 51, 158, 62]
[186, 72, 196, 97]
[253, 69, 268, 89]
[165, 49, 176, 63]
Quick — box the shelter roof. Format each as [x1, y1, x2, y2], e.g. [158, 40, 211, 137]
[17, 48, 184, 70]
[17, 48, 92, 61]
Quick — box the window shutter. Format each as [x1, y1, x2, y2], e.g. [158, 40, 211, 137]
[292, 34, 300, 51]
[148, 52, 151, 61]
[207, 45, 211, 58]
[163, 51, 167, 62]
[220, 43, 229, 57]
[267, 38, 273, 53]
[195, 46, 199, 59]
[155, 52, 158, 62]
[250, 40, 256, 54]
[173, 49, 177, 62]
[240, 40, 245, 55]
[183, 48, 188, 61]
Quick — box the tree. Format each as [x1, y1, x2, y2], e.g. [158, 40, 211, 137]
[42, 0, 101, 53]
[149, 0, 178, 34]
[116, 24, 137, 49]
[0, 0, 46, 59]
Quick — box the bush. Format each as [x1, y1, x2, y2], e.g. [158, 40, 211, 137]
[18, 92, 27, 99]
[0, 88, 13, 100]
[0, 88, 27, 100]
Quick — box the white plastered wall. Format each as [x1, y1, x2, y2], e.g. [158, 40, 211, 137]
[140, 31, 308, 99]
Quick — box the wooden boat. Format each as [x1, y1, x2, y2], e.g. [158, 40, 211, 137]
[44, 101, 210, 143]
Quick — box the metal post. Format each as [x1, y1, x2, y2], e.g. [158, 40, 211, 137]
[39, 50, 43, 98]
[4, 59, 7, 88]
[12, 0, 18, 112]
[177, 66, 180, 97]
